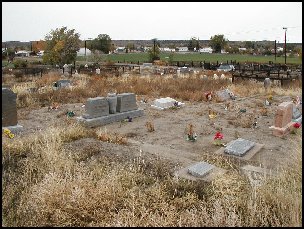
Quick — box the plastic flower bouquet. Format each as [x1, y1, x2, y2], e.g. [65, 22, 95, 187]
[213, 132, 223, 145]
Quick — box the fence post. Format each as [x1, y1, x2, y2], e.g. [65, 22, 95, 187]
[40, 69, 42, 77]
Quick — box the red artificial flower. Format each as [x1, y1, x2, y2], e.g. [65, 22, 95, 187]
[214, 132, 223, 140]
[293, 122, 301, 129]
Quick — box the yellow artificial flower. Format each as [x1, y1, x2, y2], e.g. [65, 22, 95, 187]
[8, 133, 15, 139]
[3, 128, 11, 135]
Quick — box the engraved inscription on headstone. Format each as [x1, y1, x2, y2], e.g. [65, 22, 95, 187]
[2, 88, 18, 126]
[83, 97, 109, 118]
[116, 93, 138, 112]
[224, 138, 255, 157]
[187, 162, 215, 177]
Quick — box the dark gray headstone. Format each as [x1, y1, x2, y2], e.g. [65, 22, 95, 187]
[224, 138, 255, 157]
[83, 97, 109, 118]
[116, 93, 138, 112]
[2, 88, 18, 126]
[187, 162, 215, 177]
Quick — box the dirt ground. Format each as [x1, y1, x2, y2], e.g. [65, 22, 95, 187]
[14, 92, 302, 175]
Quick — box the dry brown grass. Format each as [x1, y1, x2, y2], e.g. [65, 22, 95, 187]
[96, 128, 128, 145]
[2, 72, 302, 227]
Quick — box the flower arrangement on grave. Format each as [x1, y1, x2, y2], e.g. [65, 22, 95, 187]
[186, 124, 197, 142]
[3, 128, 14, 139]
[291, 122, 301, 134]
[213, 132, 223, 146]
[205, 92, 212, 101]
[208, 109, 217, 119]
[66, 111, 75, 117]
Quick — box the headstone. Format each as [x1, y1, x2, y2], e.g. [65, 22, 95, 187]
[83, 97, 109, 118]
[224, 138, 255, 157]
[274, 101, 293, 128]
[264, 78, 271, 90]
[187, 162, 215, 177]
[270, 101, 295, 137]
[116, 93, 138, 112]
[2, 88, 17, 126]
[106, 93, 117, 114]
[96, 68, 101, 75]
[63, 64, 70, 76]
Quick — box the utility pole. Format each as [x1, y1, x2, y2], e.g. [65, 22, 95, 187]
[283, 27, 287, 64]
[274, 40, 276, 62]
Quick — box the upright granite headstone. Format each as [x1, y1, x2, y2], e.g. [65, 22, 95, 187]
[57, 79, 71, 88]
[224, 138, 255, 157]
[116, 93, 138, 112]
[2, 88, 18, 127]
[83, 97, 109, 119]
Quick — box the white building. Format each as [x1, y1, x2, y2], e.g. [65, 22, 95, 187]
[199, 47, 213, 53]
[15, 50, 30, 57]
[238, 48, 247, 51]
[178, 47, 188, 52]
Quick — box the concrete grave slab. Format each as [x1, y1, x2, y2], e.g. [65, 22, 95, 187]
[175, 163, 226, 182]
[77, 109, 144, 127]
[224, 138, 255, 157]
[152, 97, 176, 109]
[214, 141, 264, 161]
[187, 162, 215, 177]
[2, 124, 23, 134]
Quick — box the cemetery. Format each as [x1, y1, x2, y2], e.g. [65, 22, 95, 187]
[2, 67, 302, 226]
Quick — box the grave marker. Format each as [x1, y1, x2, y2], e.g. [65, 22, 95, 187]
[224, 138, 255, 157]
[187, 162, 215, 177]
[2, 88, 17, 126]
[83, 97, 109, 118]
[116, 93, 138, 112]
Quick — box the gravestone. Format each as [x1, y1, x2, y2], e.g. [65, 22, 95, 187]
[187, 162, 215, 177]
[96, 68, 101, 75]
[274, 101, 293, 128]
[63, 64, 70, 76]
[106, 93, 117, 114]
[116, 93, 138, 112]
[2, 88, 17, 126]
[224, 138, 255, 157]
[83, 97, 109, 118]
[264, 78, 271, 90]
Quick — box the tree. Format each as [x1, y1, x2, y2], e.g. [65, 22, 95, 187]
[148, 38, 160, 62]
[91, 34, 112, 54]
[126, 42, 135, 53]
[43, 26, 81, 65]
[188, 37, 200, 51]
[209, 34, 228, 53]
[245, 41, 255, 50]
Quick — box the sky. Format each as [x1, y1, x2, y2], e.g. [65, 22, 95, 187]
[2, 2, 302, 43]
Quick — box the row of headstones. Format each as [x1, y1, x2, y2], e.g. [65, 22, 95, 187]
[83, 93, 138, 119]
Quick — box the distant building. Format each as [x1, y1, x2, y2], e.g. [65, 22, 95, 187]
[199, 47, 213, 53]
[238, 47, 247, 51]
[15, 50, 30, 57]
[115, 47, 126, 53]
[177, 47, 188, 52]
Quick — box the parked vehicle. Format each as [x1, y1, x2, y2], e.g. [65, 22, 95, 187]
[217, 64, 235, 72]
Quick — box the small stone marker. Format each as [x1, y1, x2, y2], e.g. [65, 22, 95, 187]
[116, 93, 138, 112]
[187, 162, 215, 177]
[96, 68, 101, 75]
[224, 138, 255, 157]
[83, 97, 109, 118]
[2, 88, 17, 126]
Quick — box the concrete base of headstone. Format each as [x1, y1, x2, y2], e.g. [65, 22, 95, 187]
[77, 109, 144, 127]
[2, 124, 23, 134]
[214, 143, 264, 160]
[269, 121, 295, 137]
[174, 163, 226, 182]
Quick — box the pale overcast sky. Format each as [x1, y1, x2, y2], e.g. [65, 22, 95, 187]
[2, 2, 302, 43]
